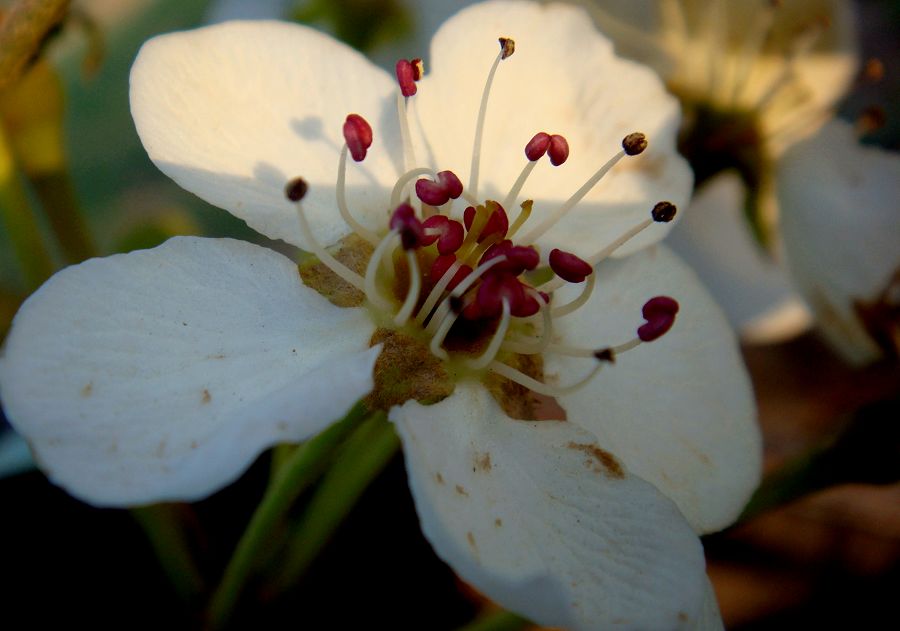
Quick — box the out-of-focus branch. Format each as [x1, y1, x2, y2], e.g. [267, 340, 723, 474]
[0, 0, 70, 93]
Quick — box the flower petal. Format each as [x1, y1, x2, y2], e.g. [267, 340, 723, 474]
[778, 119, 900, 365]
[667, 172, 811, 343]
[548, 245, 761, 534]
[693, 578, 725, 631]
[0, 237, 378, 505]
[391, 382, 708, 631]
[413, 1, 691, 257]
[130, 21, 401, 249]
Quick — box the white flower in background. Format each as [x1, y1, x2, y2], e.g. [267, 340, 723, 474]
[778, 119, 900, 365]
[0, 2, 760, 629]
[583, 0, 860, 342]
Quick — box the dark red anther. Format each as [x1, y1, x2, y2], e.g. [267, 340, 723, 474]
[411, 58, 424, 80]
[637, 296, 679, 342]
[538, 291, 550, 304]
[549, 249, 593, 283]
[525, 132, 551, 161]
[343, 114, 373, 162]
[416, 170, 464, 207]
[509, 245, 539, 271]
[476, 273, 525, 318]
[430, 254, 471, 291]
[416, 178, 450, 206]
[422, 215, 464, 254]
[548, 134, 569, 166]
[483, 241, 540, 275]
[437, 171, 463, 199]
[513, 291, 541, 317]
[463, 202, 508, 243]
[395, 59, 418, 97]
[390, 203, 424, 250]
[464, 206, 476, 231]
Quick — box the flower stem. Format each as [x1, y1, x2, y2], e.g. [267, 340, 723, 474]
[456, 610, 531, 631]
[266, 410, 399, 596]
[0, 124, 54, 290]
[207, 401, 372, 629]
[131, 503, 205, 603]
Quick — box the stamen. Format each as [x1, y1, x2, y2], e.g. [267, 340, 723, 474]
[429, 309, 458, 360]
[502, 289, 552, 353]
[488, 360, 602, 397]
[753, 17, 828, 113]
[524, 132, 551, 161]
[395, 58, 423, 97]
[397, 92, 417, 173]
[336, 144, 380, 245]
[391, 167, 435, 208]
[466, 298, 511, 370]
[469, 37, 515, 199]
[394, 250, 421, 326]
[415, 170, 464, 206]
[287, 177, 366, 292]
[506, 200, 533, 239]
[637, 296, 679, 342]
[364, 230, 400, 311]
[415, 256, 469, 326]
[549, 249, 593, 283]
[343, 114, 373, 162]
[552, 273, 596, 317]
[390, 203, 426, 250]
[425, 255, 508, 336]
[519, 133, 645, 243]
[548, 134, 569, 166]
[541, 201, 676, 292]
[422, 215, 465, 254]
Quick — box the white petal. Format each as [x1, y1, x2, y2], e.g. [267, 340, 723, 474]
[391, 382, 708, 631]
[412, 0, 692, 257]
[130, 21, 401, 249]
[0, 237, 378, 505]
[692, 578, 725, 631]
[778, 119, 900, 365]
[666, 172, 811, 343]
[547, 245, 761, 534]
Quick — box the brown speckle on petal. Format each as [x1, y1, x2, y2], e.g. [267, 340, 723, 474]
[473, 451, 492, 472]
[80, 382, 93, 397]
[566, 441, 625, 478]
[455, 484, 469, 496]
[201, 389, 211, 404]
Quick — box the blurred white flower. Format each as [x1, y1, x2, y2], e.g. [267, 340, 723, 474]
[0, 2, 760, 628]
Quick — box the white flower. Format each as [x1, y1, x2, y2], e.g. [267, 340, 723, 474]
[585, 0, 861, 342]
[0, 2, 760, 629]
[777, 119, 900, 365]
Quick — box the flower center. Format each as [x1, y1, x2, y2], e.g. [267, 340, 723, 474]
[287, 37, 681, 416]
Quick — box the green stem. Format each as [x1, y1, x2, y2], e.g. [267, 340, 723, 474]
[456, 610, 531, 631]
[0, 124, 53, 290]
[267, 410, 399, 596]
[30, 170, 97, 263]
[132, 503, 205, 602]
[207, 401, 372, 629]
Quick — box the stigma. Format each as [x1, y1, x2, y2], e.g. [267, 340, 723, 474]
[285, 36, 681, 400]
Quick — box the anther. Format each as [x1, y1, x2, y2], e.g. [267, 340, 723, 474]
[422, 215, 465, 254]
[651, 201, 677, 223]
[285, 176, 308, 202]
[622, 132, 648, 156]
[594, 348, 616, 363]
[343, 114, 373, 162]
[395, 58, 424, 97]
[429, 254, 471, 291]
[464, 202, 508, 243]
[415, 170, 464, 206]
[525, 132, 551, 161]
[637, 296, 680, 342]
[548, 134, 570, 166]
[549, 249, 593, 283]
[470, 37, 515, 198]
[390, 203, 425, 250]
